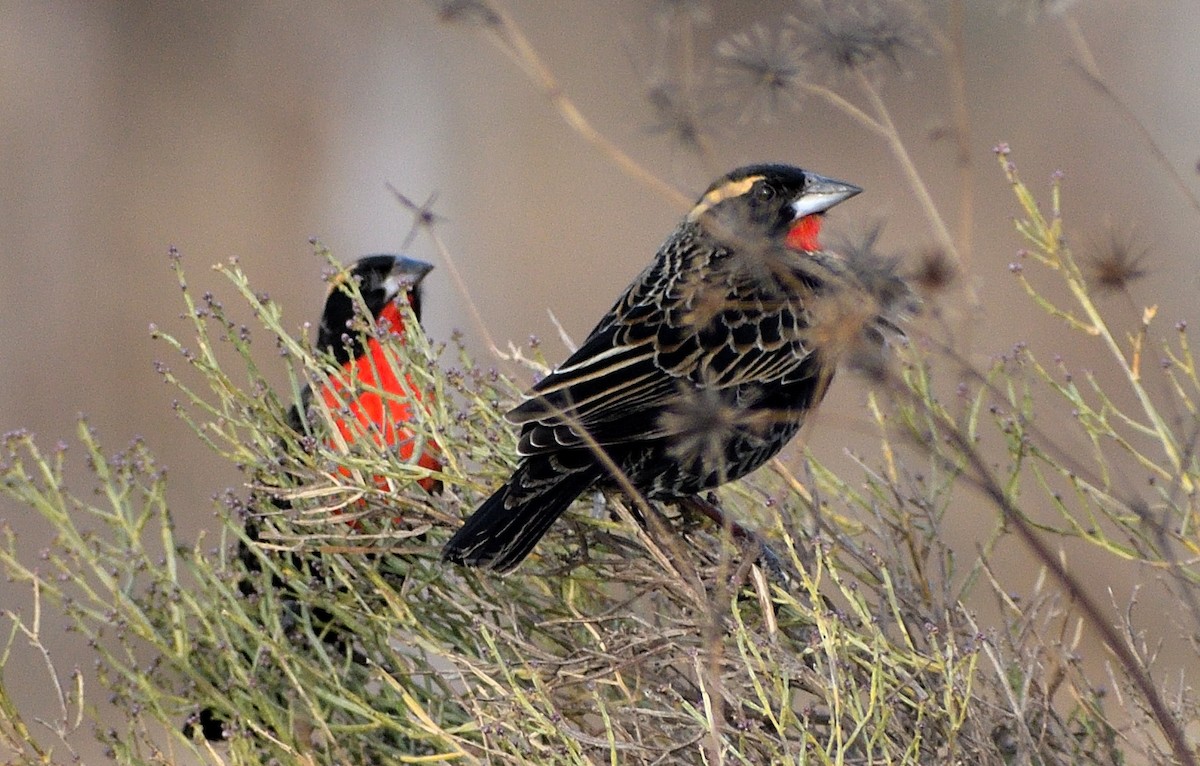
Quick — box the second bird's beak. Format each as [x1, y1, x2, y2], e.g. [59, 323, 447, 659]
[789, 173, 862, 219]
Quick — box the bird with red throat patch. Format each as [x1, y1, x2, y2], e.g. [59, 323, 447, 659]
[443, 163, 912, 572]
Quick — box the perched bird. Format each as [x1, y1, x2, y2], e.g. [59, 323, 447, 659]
[191, 254, 438, 742]
[291, 253, 443, 496]
[443, 163, 910, 572]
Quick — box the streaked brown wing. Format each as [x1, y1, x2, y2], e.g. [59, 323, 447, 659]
[507, 252, 817, 457]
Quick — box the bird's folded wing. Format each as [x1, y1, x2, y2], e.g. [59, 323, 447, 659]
[508, 298, 814, 456]
[509, 326, 678, 454]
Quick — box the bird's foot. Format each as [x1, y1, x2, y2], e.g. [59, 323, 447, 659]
[678, 495, 786, 580]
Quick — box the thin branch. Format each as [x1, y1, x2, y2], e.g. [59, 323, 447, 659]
[945, 0, 975, 264]
[855, 70, 960, 272]
[1062, 15, 1200, 219]
[480, 1, 692, 211]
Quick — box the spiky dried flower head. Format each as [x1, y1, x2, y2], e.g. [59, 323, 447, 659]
[910, 246, 958, 296]
[790, 0, 932, 80]
[643, 80, 714, 153]
[817, 226, 918, 379]
[716, 24, 808, 122]
[660, 379, 777, 487]
[1085, 223, 1149, 293]
[834, 226, 919, 316]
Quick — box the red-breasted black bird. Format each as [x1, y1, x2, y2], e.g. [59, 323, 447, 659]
[191, 254, 438, 742]
[291, 253, 442, 496]
[443, 163, 910, 572]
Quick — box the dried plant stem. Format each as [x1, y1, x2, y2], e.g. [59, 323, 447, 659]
[801, 82, 883, 135]
[880, 340, 1186, 761]
[945, 0, 974, 263]
[482, 1, 691, 211]
[1062, 15, 1200, 218]
[1064, 264, 1194, 492]
[425, 226, 506, 360]
[941, 418, 1196, 766]
[528, 386, 709, 600]
[886, 154, 1198, 762]
[1061, 15, 1100, 75]
[1003, 160, 1195, 493]
[911, 0, 974, 265]
[671, 12, 718, 175]
[806, 73, 975, 304]
[855, 72, 960, 273]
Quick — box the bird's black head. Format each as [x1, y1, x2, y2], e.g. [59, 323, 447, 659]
[316, 254, 434, 365]
[687, 164, 861, 245]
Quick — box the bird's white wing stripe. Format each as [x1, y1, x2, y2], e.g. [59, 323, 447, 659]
[527, 345, 655, 396]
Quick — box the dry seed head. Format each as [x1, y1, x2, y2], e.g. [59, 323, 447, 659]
[644, 81, 712, 153]
[790, 0, 932, 80]
[1085, 223, 1149, 293]
[910, 246, 957, 296]
[715, 24, 808, 122]
[660, 380, 776, 484]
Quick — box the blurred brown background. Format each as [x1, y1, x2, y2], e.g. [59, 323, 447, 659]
[2, 1, 1198, 760]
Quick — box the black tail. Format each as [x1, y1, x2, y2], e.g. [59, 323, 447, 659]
[442, 463, 598, 572]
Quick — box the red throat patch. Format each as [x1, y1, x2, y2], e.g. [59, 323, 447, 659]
[785, 214, 823, 253]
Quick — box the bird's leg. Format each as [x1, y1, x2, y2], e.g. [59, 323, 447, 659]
[678, 495, 785, 579]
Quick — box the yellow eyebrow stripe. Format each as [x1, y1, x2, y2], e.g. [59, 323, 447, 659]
[686, 175, 764, 222]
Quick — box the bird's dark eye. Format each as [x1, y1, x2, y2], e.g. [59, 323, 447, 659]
[754, 184, 776, 203]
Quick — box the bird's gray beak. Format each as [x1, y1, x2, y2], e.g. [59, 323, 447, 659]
[389, 255, 434, 284]
[789, 173, 862, 219]
[383, 255, 434, 300]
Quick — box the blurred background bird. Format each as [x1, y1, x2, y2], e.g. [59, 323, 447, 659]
[443, 164, 914, 572]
